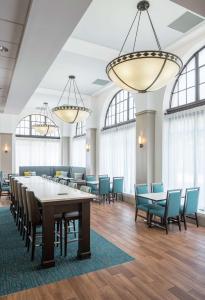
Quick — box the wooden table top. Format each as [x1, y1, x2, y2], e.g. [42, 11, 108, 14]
[16, 176, 94, 203]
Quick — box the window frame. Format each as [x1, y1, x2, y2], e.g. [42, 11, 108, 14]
[15, 114, 60, 139]
[167, 46, 205, 114]
[74, 121, 86, 138]
[103, 90, 136, 130]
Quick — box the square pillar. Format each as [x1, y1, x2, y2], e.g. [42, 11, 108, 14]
[136, 110, 156, 186]
[86, 128, 96, 175]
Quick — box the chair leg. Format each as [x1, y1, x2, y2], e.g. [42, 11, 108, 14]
[31, 226, 36, 261]
[165, 219, 168, 234]
[64, 220, 68, 257]
[184, 215, 187, 230]
[195, 213, 199, 227]
[60, 221, 63, 256]
[73, 220, 76, 238]
[177, 216, 181, 231]
[135, 208, 138, 222]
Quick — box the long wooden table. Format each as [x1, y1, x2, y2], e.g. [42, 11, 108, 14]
[16, 176, 94, 268]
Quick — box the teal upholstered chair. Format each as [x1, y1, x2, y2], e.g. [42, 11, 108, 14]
[112, 177, 124, 201]
[98, 177, 110, 203]
[149, 189, 182, 234]
[0, 171, 10, 196]
[99, 175, 108, 179]
[135, 184, 155, 221]
[151, 182, 164, 193]
[151, 182, 165, 206]
[181, 187, 200, 230]
[86, 175, 97, 193]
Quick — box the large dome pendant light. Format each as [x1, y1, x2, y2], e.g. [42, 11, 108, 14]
[32, 102, 57, 136]
[52, 75, 91, 123]
[106, 0, 183, 93]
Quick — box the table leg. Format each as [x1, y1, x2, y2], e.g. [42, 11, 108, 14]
[77, 200, 91, 259]
[41, 205, 55, 268]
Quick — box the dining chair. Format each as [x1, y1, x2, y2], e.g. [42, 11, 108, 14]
[0, 171, 10, 197]
[112, 177, 124, 201]
[80, 185, 92, 193]
[17, 182, 24, 234]
[9, 177, 17, 218]
[26, 190, 63, 260]
[59, 179, 67, 185]
[98, 177, 111, 203]
[86, 175, 97, 193]
[63, 211, 80, 256]
[151, 182, 164, 193]
[99, 175, 108, 179]
[135, 184, 156, 221]
[180, 187, 200, 230]
[21, 185, 29, 244]
[151, 182, 165, 206]
[68, 182, 77, 189]
[149, 189, 182, 234]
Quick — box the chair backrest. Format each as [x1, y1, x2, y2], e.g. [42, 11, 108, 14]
[13, 179, 18, 203]
[99, 177, 110, 195]
[59, 179, 67, 185]
[99, 175, 108, 180]
[26, 190, 41, 225]
[17, 182, 23, 209]
[80, 185, 92, 193]
[113, 177, 124, 193]
[184, 187, 200, 214]
[166, 189, 182, 218]
[135, 184, 149, 206]
[86, 175, 96, 182]
[151, 182, 164, 193]
[21, 185, 28, 218]
[68, 182, 77, 189]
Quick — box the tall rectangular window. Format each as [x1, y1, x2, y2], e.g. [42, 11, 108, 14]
[163, 108, 205, 210]
[100, 124, 136, 194]
[15, 138, 61, 172]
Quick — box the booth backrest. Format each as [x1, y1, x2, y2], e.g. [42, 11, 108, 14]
[19, 166, 86, 178]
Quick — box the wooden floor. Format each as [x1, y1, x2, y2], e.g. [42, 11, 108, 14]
[1, 197, 205, 300]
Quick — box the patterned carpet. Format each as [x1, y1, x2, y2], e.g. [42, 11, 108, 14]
[0, 207, 134, 297]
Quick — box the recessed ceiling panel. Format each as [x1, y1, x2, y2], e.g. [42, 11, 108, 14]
[168, 11, 204, 33]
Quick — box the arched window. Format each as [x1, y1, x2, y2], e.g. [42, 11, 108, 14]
[104, 90, 136, 129]
[168, 46, 205, 113]
[75, 121, 86, 137]
[16, 114, 60, 138]
[164, 46, 205, 210]
[100, 90, 136, 194]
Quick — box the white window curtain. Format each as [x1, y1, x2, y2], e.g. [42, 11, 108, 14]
[100, 123, 136, 194]
[71, 136, 86, 167]
[163, 107, 205, 210]
[15, 137, 61, 172]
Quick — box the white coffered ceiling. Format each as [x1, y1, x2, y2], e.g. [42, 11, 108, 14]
[0, 0, 31, 112]
[2, 0, 205, 114]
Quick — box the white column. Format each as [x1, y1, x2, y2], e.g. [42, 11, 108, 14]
[86, 128, 96, 175]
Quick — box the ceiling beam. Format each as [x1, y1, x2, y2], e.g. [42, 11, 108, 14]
[5, 0, 92, 114]
[171, 0, 205, 17]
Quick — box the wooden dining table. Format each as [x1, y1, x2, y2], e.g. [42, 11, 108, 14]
[16, 176, 94, 268]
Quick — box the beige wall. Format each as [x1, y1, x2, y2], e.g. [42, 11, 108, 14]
[0, 133, 13, 176]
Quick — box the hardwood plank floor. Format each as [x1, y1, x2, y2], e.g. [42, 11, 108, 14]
[1, 197, 205, 300]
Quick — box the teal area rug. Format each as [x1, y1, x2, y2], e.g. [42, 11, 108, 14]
[0, 207, 134, 297]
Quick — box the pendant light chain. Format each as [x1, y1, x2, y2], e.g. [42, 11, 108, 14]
[146, 10, 161, 51]
[74, 79, 85, 107]
[57, 78, 70, 106]
[133, 11, 142, 52]
[119, 10, 139, 56]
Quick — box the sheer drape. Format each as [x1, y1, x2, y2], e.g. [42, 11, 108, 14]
[71, 136, 86, 167]
[163, 107, 205, 209]
[15, 137, 61, 172]
[100, 123, 136, 194]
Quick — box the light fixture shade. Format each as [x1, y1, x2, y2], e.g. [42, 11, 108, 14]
[107, 51, 182, 93]
[52, 105, 90, 123]
[32, 124, 57, 135]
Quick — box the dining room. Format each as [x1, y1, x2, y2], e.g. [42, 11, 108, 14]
[0, 0, 205, 299]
